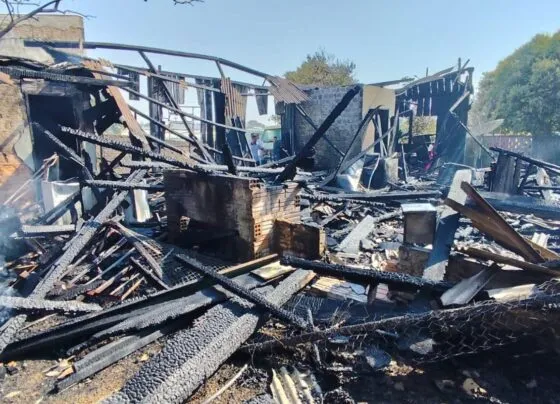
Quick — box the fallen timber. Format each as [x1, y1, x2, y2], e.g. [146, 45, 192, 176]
[57, 322, 181, 391]
[33, 169, 148, 297]
[0, 254, 279, 361]
[490, 146, 560, 176]
[67, 269, 272, 355]
[57, 125, 204, 172]
[423, 169, 472, 281]
[20, 224, 76, 237]
[106, 269, 315, 404]
[49, 280, 105, 301]
[0, 295, 101, 314]
[326, 190, 442, 202]
[478, 191, 560, 221]
[0, 65, 133, 88]
[281, 256, 453, 293]
[83, 180, 165, 192]
[176, 254, 311, 330]
[0, 170, 147, 352]
[300, 192, 388, 209]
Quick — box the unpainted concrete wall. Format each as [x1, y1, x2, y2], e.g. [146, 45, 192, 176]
[294, 85, 364, 170]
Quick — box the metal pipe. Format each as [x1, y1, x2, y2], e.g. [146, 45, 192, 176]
[24, 40, 269, 78]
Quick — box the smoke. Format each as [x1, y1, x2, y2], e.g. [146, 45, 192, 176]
[0, 254, 15, 327]
[0, 207, 19, 327]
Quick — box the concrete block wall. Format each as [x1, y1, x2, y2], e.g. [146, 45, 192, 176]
[294, 85, 364, 170]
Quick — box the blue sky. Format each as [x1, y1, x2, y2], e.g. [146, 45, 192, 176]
[4, 0, 559, 123]
[73, 0, 560, 85]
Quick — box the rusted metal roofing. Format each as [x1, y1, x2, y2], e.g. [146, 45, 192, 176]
[221, 77, 247, 119]
[266, 76, 309, 104]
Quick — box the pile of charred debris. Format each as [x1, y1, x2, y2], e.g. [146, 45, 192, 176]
[1, 43, 560, 404]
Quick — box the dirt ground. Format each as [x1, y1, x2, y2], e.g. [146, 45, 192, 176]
[2, 343, 560, 403]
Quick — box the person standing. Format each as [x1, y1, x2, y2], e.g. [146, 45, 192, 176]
[272, 136, 282, 161]
[249, 133, 265, 165]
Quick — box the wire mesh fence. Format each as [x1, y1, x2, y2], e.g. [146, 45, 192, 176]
[253, 280, 560, 364]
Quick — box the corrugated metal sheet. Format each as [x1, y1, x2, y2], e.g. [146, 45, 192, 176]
[221, 77, 247, 120]
[266, 76, 309, 104]
[162, 73, 186, 105]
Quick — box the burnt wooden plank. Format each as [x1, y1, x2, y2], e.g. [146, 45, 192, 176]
[422, 169, 472, 281]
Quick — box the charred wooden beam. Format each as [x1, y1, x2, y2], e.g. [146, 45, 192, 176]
[73, 270, 271, 355]
[0, 255, 278, 360]
[30, 41, 270, 78]
[294, 104, 344, 157]
[57, 125, 203, 172]
[107, 269, 314, 404]
[281, 256, 453, 293]
[139, 51, 215, 163]
[97, 151, 128, 180]
[0, 66, 133, 88]
[57, 322, 180, 391]
[20, 224, 76, 237]
[32, 169, 148, 298]
[125, 87, 251, 134]
[326, 107, 378, 184]
[479, 192, 560, 220]
[176, 254, 310, 330]
[423, 169, 472, 281]
[300, 192, 387, 209]
[460, 247, 560, 276]
[84, 180, 164, 192]
[130, 257, 170, 290]
[32, 191, 80, 226]
[48, 280, 105, 301]
[222, 142, 238, 175]
[490, 147, 560, 176]
[325, 190, 441, 202]
[0, 296, 101, 314]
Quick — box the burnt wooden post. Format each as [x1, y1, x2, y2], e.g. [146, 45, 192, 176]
[213, 80, 226, 150]
[204, 89, 214, 147]
[147, 67, 164, 148]
[490, 152, 518, 194]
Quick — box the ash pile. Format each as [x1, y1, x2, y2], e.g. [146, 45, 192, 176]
[0, 26, 560, 404]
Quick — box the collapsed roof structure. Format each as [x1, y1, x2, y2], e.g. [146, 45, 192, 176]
[0, 14, 559, 404]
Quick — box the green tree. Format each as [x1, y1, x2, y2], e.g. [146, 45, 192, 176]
[285, 50, 356, 86]
[472, 31, 560, 136]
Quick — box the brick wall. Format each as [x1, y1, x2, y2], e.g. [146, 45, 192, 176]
[294, 85, 364, 170]
[0, 16, 84, 205]
[0, 15, 84, 64]
[0, 82, 33, 204]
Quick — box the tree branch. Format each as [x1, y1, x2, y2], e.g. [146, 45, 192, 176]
[3, 0, 15, 22]
[172, 0, 204, 5]
[0, 0, 61, 40]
